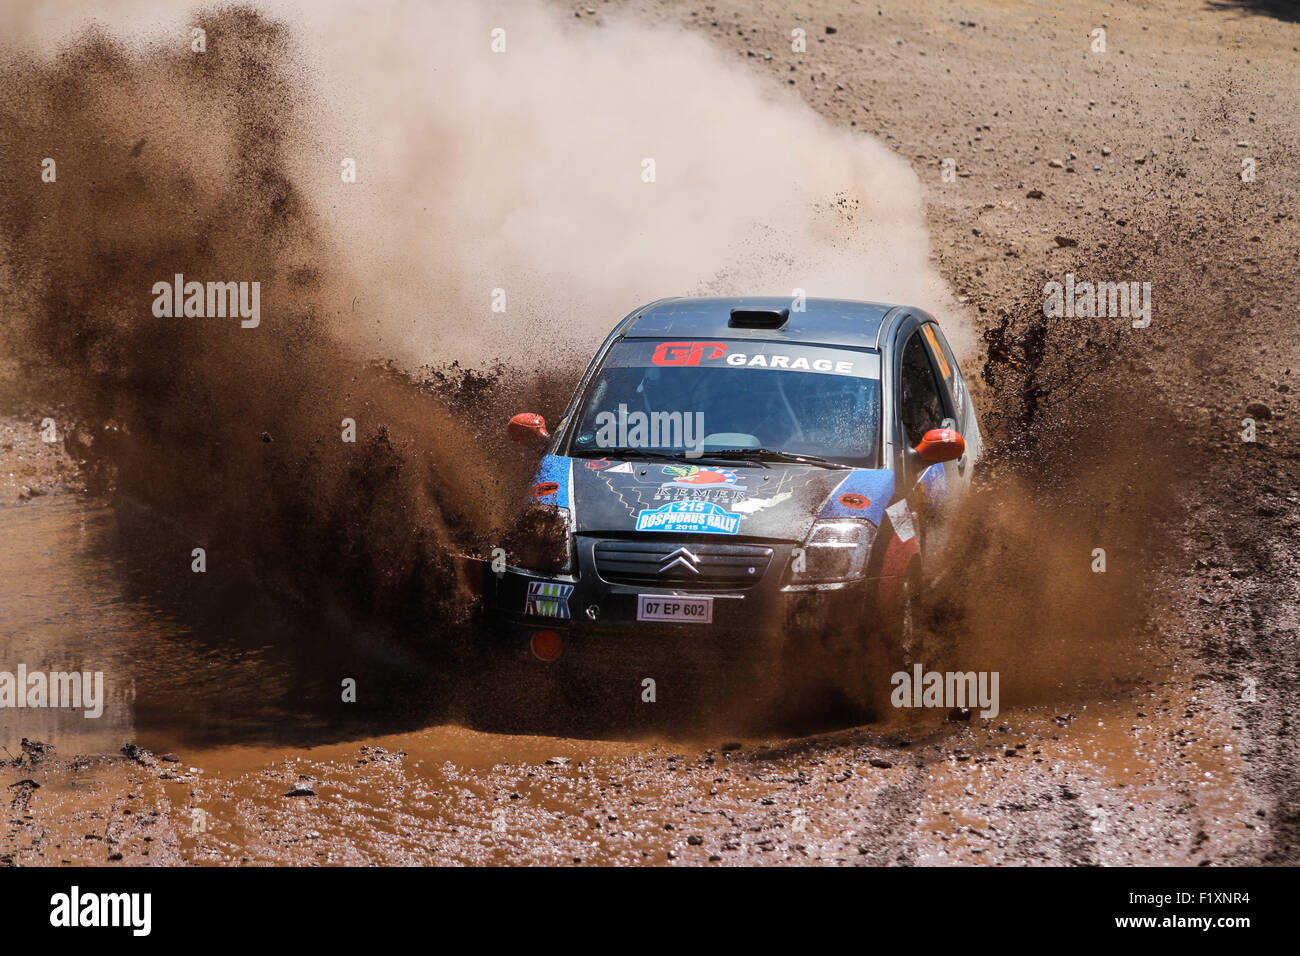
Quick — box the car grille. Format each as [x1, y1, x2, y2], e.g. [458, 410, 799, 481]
[592, 540, 774, 591]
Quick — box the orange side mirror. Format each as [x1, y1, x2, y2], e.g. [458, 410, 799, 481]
[507, 412, 549, 443]
[915, 427, 965, 463]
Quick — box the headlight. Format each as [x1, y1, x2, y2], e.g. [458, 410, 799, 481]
[787, 519, 876, 585]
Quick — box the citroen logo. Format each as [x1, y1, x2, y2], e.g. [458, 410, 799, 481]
[658, 547, 701, 574]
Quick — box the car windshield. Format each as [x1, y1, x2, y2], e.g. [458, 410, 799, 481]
[569, 340, 881, 468]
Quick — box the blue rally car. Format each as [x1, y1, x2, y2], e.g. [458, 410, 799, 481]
[472, 296, 981, 710]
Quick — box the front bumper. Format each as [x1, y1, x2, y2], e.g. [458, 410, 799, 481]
[468, 536, 891, 670]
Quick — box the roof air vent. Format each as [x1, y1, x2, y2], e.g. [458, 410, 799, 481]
[728, 307, 789, 329]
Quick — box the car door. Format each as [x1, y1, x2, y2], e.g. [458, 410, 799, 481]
[892, 323, 961, 554]
[920, 322, 979, 487]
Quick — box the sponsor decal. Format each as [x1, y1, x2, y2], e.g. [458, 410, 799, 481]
[653, 484, 747, 505]
[818, 468, 894, 523]
[625, 341, 875, 377]
[885, 499, 916, 542]
[724, 352, 856, 374]
[918, 462, 949, 507]
[530, 481, 559, 499]
[525, 580, 573, 619]
[651, 341, 728, 366]
[661, 464, 739, 487]
[601, 463, 817, 517]
[532, 455, 574, 508]
[878, 508, 920, 604]
[730, 491, 791, 514]
[584, 458, 612, 471]
[655, 465, 747, 505]
[635, 500, 741, 535]
[654, 465, 748, 504]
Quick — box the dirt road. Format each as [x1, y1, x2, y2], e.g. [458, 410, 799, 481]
[2, 0, 1297, 866]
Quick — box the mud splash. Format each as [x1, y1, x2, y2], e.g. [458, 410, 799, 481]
[0, 0, 1203, 737]
[0, 1, 970, 659]
[921, 288, 1192, 708]
[0, 10, 519, 643]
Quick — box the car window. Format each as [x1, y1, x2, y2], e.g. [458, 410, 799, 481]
[899, 330, 947, 447]
[923, 323, 967, 427]
[568, 341, 882, 468]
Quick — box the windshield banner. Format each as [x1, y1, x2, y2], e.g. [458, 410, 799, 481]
[606, 340, 880, 378]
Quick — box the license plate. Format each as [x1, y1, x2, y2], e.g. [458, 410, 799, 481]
[637, 594, 713, 624]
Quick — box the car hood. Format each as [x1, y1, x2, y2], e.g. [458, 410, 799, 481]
[532, 455, 896, 542]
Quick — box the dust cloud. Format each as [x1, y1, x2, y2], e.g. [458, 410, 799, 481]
[4, 0, 968, 368]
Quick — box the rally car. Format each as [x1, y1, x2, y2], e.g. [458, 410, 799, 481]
[472, 296, 981, 712]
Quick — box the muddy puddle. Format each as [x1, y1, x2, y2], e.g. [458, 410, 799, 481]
[1, 494, 435, 756]
[0, 491, 1263, 866]
[0, 492, 644, 756]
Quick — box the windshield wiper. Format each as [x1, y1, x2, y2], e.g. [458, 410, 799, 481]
[571, 448, 670, 460]
[704, 448, 851, 470]
[571, 448, 766, 467]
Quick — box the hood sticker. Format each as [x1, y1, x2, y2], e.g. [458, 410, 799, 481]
[645, 340, 865, 375]
[661, 464, 742, 487]
[598, 464, 816, 519]
[530, 481, 559, 499]
[533, 455, 574, 508]
[635, 500, 741, 535]
[731, 491, 792, 514]
[818, 469, 894, 525]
